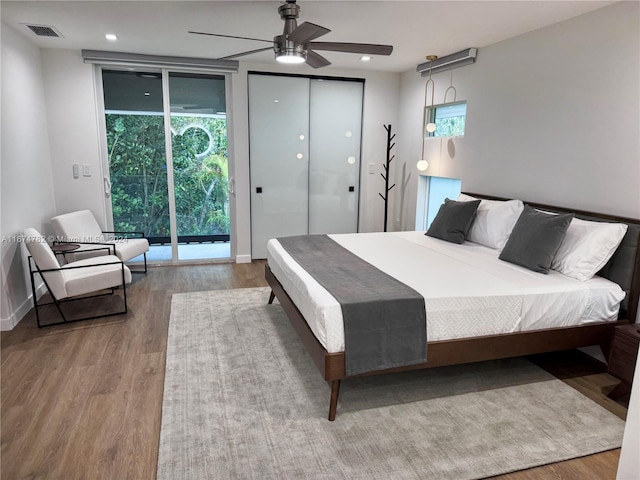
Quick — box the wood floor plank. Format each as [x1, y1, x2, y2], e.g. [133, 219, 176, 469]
[79, 390, 130, 480]
[19, 365, 95, 480]
[88, 323, 131, 396]
[118, 351, 165, 480]
[491, 449, 621, 480]
[0, 261, 628, 479]
[3, 358, 76, 478]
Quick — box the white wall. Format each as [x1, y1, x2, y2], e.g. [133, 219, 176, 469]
[395, 2, 640, 231]
[41, 50, 107, 222]
[1, 22, 57, 329]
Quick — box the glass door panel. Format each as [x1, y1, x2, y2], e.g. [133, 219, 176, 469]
[169, 73, 230, 260]
[248, 74, 310, 259]
[102, 69, 231, 262]
[102, 70, 170, 262]
[308, 79, 363, 234]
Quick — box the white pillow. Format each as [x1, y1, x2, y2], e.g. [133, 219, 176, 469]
[551, 218, 627, 281]
[456, 194, 524, 250]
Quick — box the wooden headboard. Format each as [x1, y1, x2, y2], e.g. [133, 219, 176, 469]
[464, 193, 640, 323]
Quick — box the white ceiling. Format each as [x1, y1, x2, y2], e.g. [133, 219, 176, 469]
[1, 0, 614, 73]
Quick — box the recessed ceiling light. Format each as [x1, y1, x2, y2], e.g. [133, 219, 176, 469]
[105, 33, 118, 41]
[360, 55, 372, 62]
[144, 92, 150, 96]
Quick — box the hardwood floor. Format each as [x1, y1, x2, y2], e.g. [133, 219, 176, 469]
[1, 262, 629, 479]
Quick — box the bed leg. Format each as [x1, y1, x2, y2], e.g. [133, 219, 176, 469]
[328, 380, 341, 421]
[268, 290, 275, 304]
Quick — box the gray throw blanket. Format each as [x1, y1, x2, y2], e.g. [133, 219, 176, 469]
[277, 235, 427, 376]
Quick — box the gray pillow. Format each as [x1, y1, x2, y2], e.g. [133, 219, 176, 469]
[499, 206, 574, 273]
[426, 198, 481, 244]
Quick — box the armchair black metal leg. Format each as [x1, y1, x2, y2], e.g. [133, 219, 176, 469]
[29, 268, 42, 328]
[32, 277, 68, 327]
[52, 298, 69, 324]
[121, 265, 128, 314]
[130, 252, 148, 274]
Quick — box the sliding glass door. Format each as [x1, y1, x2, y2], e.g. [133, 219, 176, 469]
[101, 69, 231, 262]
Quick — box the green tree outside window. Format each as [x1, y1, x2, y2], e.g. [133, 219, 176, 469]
[106, 114, 229, 239]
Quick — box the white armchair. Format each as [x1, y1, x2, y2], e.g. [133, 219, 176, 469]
[51, 210, 149, 272]
[23, 227, 132, 327]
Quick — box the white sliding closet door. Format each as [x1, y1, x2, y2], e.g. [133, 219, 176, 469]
[309, 79, 363, 234]
[249, 75, 310, 259]
[249, 74, 363, 259]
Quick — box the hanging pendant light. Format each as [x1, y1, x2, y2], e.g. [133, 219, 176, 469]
[425, 55, 437, 133]
[418, 55, 437, 171]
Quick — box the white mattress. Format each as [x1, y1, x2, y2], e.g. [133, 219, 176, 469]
[267, 231, 625, 353]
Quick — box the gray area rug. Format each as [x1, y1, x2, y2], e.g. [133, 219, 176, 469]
[158, 287, 625, 480]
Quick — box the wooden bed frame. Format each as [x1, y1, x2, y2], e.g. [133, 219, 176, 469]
[265, 195, 640, 421]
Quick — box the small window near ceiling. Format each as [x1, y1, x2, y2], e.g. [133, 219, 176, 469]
[425, 101, 467, 138]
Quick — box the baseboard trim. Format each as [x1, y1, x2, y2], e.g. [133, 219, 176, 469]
[235, 254, 252, 264]
[0, 282, 46, 331]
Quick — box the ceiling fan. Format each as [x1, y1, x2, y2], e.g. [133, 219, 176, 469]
[188, 0, 393, 68]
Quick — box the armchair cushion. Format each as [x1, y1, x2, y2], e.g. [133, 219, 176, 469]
[112, 237, 149, 263]
[51, 210, 149, 263]
[51, 210, 105, 243]
[63, 255, 132, 298]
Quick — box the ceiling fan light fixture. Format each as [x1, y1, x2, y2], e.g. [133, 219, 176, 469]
[274, 34, 307, 64]
[276, 51, 306, 64]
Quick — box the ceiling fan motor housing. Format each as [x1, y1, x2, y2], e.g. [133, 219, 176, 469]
[278, 1, 300, 34]
[274, 34, 307, 59]
[275, 1, 306, 60]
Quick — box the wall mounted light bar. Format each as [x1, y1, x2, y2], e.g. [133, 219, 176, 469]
[416, 48, 477, 76]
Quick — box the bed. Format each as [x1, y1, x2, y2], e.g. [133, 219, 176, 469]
[265, 194, 640, 420]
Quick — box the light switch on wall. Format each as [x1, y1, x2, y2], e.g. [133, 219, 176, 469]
[73, 164, 80, 179]
[83, 164, 91, 177]
[368, 163, 376, 174]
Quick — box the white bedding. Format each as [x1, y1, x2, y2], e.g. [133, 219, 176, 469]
[266, 231, 625, 353]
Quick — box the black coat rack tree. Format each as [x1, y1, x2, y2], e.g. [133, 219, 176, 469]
[379, 124, 396, 232]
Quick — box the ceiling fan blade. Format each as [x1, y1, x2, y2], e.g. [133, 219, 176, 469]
[308, 42, 393, 56]
[188, 31, 272, 44]
[217, 47, 274, 61]
[287, 22, 330, 44]
[306, 50, 331, 69]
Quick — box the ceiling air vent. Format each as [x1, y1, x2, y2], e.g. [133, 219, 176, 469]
[24, 24, 63, 38]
